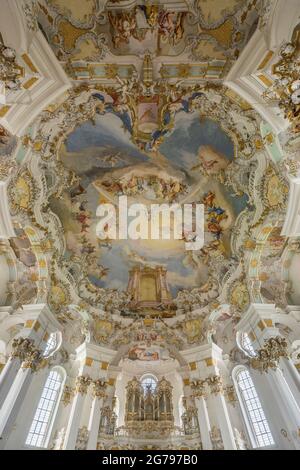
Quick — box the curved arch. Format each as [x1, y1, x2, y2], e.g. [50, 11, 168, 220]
[236, 331, 256, 358]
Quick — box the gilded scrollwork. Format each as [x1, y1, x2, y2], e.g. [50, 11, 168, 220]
[21, 348, 46, 372]
[262, 31, 300, 134]
[191, 379, 206, 398]
[11, 337, 34, 361]
[0, 40, 23, 91]
[251, 336, 289, 372]
[205, 375, 224, 395]
[62, 385, 75, 406]
[92, 379, 107, 398]
[75, 375, 91, 394]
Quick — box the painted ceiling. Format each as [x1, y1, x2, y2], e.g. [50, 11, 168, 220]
[50, 108, 245, 297]
[1, 0, 297, 358]
[37, 0, 261, 80]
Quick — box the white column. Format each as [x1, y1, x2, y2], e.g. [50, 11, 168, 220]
[205, 375, 237, 450]
[0, 367, 32, 449]
[267, 368, 300, 449]
[86, 396, 103, 450]
[211, 393, 237, 450]
[279, 357, 300, 403]
[251, 366, 300, 449]
[0, 357, 21, 408]
[86, 379, 107, 450]
[196, 396, 212, 450]
[63, 376, 91, 450]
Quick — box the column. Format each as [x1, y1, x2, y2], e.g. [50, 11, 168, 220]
[191, 380, 212, 450]
[0, 304, 61, 412]
[251, 336, 300, 449]
[279, 356, 300, 403]
[0, 348, 44, 449]
[0, 339, 31, 408]
[206, 375, 237, 450]
[86, 379, 107, 450]
[266, 369, 300, 449]
[0, 358, 20, 408]
[63, 375, 91, 450]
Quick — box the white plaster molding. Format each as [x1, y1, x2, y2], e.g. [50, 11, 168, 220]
[0, 0, 71, 136]
[75, 342, 115, 364]
[20, 303, 62, 332]
[236, 303, 276, 332]
[225, 30, 286, 134]
[266, 0, 300, 50]
[225, 0, 300, 134]
[181, 342, 223, 364]
[0, 182, 16, 239]
[281, 176, 300, 237]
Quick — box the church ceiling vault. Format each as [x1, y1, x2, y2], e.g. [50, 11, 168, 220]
[0, 0, 298, 361]
[37, 0, 262, 81]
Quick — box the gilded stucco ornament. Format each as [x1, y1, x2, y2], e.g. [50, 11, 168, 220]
[191, 379, 206, 398]
[251, 336, 289, 372]
[92, 317, 115, 344]
[261, 165, 289, 210]
[62, 385, 75, 406]
[224, 385, 237, 406]
[0, 40, 23, 91]
[22, 0, 39, 32]
[92, 379, 107, 398]
[75, 375, 92, 394]
[263, 31, 300, 134]
[8, 169, 36, 214]
[11, 337, 34, 361]
[75, 426, 89, 450]
[21, 348, 47, 372]
[181, 318, 204, 344]
[210, 426, 224, 450]
[205, 375, 224, 395]
[229, 279, 250, 313]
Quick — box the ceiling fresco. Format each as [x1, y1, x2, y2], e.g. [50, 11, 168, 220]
[49, 108, 248, 299]
[36, 0, 262, 80]
[1, 0, 298, 357]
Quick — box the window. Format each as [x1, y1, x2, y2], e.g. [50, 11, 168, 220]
[141, 375, 157, 393]
[26, 369, 64, 448]
[240, 332, 256, 357]
[235, 368, 274, 448]
[43, 332, 58, 358]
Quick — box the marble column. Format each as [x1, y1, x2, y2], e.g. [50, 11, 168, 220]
[86, 379, 107, 450]
[63, 375, 91, 450]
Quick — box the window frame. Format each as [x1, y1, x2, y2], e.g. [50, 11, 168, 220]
[43, 331, 62, 358]
[232, 365, 275, 449]
[140, 374, 158, 393]
[25, 366, 65, 449]
[238, 332, 257, 358]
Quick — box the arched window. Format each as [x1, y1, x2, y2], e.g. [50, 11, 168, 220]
[25, 368, 65, 448]
[43, 332, 60, 358]
[239, 332, 256, 357]
[234, 367, 274, 448]
[141, 375, 157, 393]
